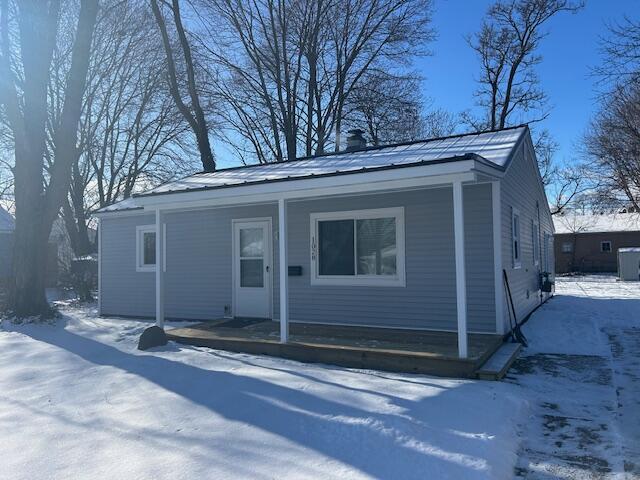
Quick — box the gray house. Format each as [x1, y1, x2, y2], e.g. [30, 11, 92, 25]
[95, 125, 554, 360]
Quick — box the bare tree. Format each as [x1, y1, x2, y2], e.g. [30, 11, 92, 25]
[151, 0, 215, 171]
[594, 15, 640, 87]
[465, 0, 583, 130]
[0, 0, 99, 317]
[584, 14, 640, 212]
[59, 0, 196, 259]
[585, 83, 640, 211]
[196, 0, 434, 163]
[344, 73, 456, 145]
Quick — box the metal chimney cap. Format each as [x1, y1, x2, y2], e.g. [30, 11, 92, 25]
[346, 129, 367, 151]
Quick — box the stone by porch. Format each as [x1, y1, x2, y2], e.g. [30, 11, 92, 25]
[167, 319, 503, 378]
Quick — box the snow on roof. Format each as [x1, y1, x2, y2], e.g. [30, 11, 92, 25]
[554, 213, 640, 234]
[618, 247, 640, 253]
[99, 126, 527, 213]
[97, 197, 143, 214]
[0, 206, 15, 232]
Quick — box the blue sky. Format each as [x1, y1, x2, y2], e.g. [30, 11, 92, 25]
[422, 0, 638, 167]
[214, 0, 637, 169]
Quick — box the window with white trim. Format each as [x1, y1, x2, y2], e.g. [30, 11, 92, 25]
[532, 219, 540, 266]
[601, 240, 612, 253]
[511, 208, 521, 268]
[310, 207, 405, 286]
[136, 225, 166, 272]
[561, 241, 573, 253]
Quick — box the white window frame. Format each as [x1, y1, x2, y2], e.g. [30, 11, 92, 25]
[511, 207, 522, 269]
[601, 240, 612, 253]
[136, 224, 166, 272]
[561, 241, 573, 253]
[532, 219, 540, 266]
[309, 207, 406, 287]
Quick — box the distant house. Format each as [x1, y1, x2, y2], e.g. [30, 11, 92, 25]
[554, 213, 640, 274]
[95, 125, 554, 368]
[0, 206, 15, 282]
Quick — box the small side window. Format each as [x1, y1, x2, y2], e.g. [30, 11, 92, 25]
[511, 208, 521, 269]
[532, 219, 540, 265]
[601, 241, 612, 253]
[136, 224, 166, 272]
[561, 242, 573, 253]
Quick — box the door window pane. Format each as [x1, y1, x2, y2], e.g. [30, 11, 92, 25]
[241, 259, 264, 287]
[356, 217, 396, 275]
[143, 232, 156, 265]
[318, 219, 354, 275]
[240, 228, 264, 257]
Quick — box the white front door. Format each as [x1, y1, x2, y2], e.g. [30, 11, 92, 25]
[233, 219, 272, 318]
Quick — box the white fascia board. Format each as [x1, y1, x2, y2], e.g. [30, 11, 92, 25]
[135, 161, 479, 213]
[93, 208, 148, 219]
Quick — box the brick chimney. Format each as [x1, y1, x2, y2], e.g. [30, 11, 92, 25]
[346, 129, 367, 151]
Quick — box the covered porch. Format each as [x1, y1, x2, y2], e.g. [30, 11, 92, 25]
[166, 319, 503, 378]
[115, 138, 513, 368]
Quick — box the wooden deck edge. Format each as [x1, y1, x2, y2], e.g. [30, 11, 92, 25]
[476, 343, 522, 381]
[167, 332, 482, 378]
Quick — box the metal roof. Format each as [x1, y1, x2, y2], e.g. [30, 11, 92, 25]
[98, 125, 527, 213]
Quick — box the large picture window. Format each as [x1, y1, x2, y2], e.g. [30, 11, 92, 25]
[310, 207, 405, 286]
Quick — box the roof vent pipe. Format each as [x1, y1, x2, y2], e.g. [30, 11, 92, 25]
[345, 129, 367, 151]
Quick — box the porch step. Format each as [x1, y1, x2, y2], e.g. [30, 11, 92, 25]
[476, 342, 522, 381]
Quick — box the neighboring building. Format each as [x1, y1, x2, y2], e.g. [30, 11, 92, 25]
[0, 206, 15, 282]
[95, 125, 554, 359]
[554, 213, 640, 274]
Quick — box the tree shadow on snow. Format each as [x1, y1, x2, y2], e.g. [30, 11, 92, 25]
[15, 318, 499, 480]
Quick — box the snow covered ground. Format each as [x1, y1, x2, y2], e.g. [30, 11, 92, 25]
[513, 276, 640, 479]
[0, 276, 638, 479]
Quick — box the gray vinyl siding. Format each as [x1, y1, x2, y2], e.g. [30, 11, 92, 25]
[0, 232, 13, 280]
[500, 136, 554, 329]
[100, 204, 280, 320]
[99, 185, 496, 333]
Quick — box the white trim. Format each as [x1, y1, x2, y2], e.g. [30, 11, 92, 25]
[511, 207, 522, 269]
[135, 224, 166, 272]
[309, 207, 406, 287]
[453, 181, 468, 358]
[132, 168, 478, 212]
[491, 182, 505, 335]
[278, 200, 289, 343]
[97, 218, 102, 316]
[231, 217, 273, 319]
[155, 209, 165, 328]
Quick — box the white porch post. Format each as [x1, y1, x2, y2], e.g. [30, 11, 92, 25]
[492, 181, 505, 335]
[97, 218, 102, 316]
[278, 198, 289, 343]
[452, 181, 468, 358]
[155, 209, 165, 329]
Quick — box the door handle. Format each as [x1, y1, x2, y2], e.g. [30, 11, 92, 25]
[266, 265, 270, 272]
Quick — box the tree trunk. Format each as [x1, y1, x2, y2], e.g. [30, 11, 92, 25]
[11, 153, 50, 317]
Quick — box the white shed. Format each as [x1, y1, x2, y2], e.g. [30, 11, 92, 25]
[618, 248, 640, 281]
